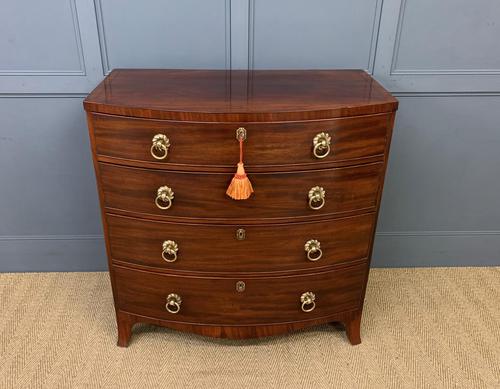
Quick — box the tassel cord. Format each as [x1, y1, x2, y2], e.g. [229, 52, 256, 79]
[226, 134, 254, 200]
[239, 138, 243, 164]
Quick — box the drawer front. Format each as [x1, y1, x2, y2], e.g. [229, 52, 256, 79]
[99, 162, 382, 220]
[113, 263, 366, 324]
[91, 113, 389, 167]
[107, 213, 375, 273]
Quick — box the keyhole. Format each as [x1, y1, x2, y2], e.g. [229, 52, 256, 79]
[236, 228, 246, 240]
[236, 281, 246, 292]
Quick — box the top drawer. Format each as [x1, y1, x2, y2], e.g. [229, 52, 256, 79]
[90, 113, 390, 169]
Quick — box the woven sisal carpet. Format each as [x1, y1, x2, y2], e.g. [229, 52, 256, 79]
[0, 268, 499, 389]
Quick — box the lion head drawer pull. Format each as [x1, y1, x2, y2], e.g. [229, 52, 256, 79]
[165, 293, 182, 314]
[300, 292, 316, 312]
[162, 240, 179, 262]
[304, 239, 322, 261]
[308, 186, 326, 210]
[312, 132, 331, 159]
[150, 134, 170, 160]
[155, 186, 174, 210]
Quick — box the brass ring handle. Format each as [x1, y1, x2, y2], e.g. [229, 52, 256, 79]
[312, 132, 331, 159]
[166, 293, 182, 314]
[300, 292, 316, 313]
[308, 186, 325, 210]
[162, 240, 178, 262]
[155, 186, 174, 210]
[304, 239, 322, 261]
[150, 134, 170, 160]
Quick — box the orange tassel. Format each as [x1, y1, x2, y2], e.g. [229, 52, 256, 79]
[226, 162, 254, 200]
[226, 136, 254, 200]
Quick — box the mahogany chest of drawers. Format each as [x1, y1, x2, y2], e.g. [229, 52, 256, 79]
[84, 69, 398, 347]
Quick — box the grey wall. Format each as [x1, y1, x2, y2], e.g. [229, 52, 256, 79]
[1, 0, 499, 271]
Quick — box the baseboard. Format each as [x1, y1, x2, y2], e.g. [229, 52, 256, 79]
[0, 232, 499, 272]
[372, 231, 500, 267]
[0, 235, 107, 272]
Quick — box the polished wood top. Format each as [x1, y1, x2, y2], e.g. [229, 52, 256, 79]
[84, 69, 397, 122]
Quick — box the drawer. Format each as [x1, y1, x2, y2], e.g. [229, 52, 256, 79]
[107, 213, 375, 273]
[91, 113, 389, 168]
[113, 262, 366, 324]
[99, 162, 382, 221]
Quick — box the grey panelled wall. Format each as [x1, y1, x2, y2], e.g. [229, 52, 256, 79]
[0, 0, 498, 271]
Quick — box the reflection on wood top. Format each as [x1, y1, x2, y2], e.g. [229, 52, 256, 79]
[84, 69, 398, 121]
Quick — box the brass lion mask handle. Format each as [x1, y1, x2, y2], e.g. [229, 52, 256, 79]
[166, 293, 182, 314]
[155, 186, 174, 210]
[300, 292, 316, 312]
[162, 240, 179, 262]
[308, 186, 326, 210]
[150, 134, 170, 160]
[305, 239, 322, 261]
[313, 132, 331, 159]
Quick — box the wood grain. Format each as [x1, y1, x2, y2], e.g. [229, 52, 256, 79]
[91, 112, 390, 170]
[84, 69, 398, 346]
[113, 262, 366, 325]
[84, 69, 398, 122]
[114, 309, 363, 346]
[99, 162, 383, 220]
[107, 213, 375, 274]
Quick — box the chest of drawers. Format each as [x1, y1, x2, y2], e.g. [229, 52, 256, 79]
[84, 69, 398, 347]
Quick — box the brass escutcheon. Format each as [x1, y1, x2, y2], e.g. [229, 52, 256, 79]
[236, 281, 246, 292]
[236, 127, 247, 141]
[236, 228, 246, 240]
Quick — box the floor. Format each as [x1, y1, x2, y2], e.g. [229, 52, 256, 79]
[0, 267, 499, 389]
